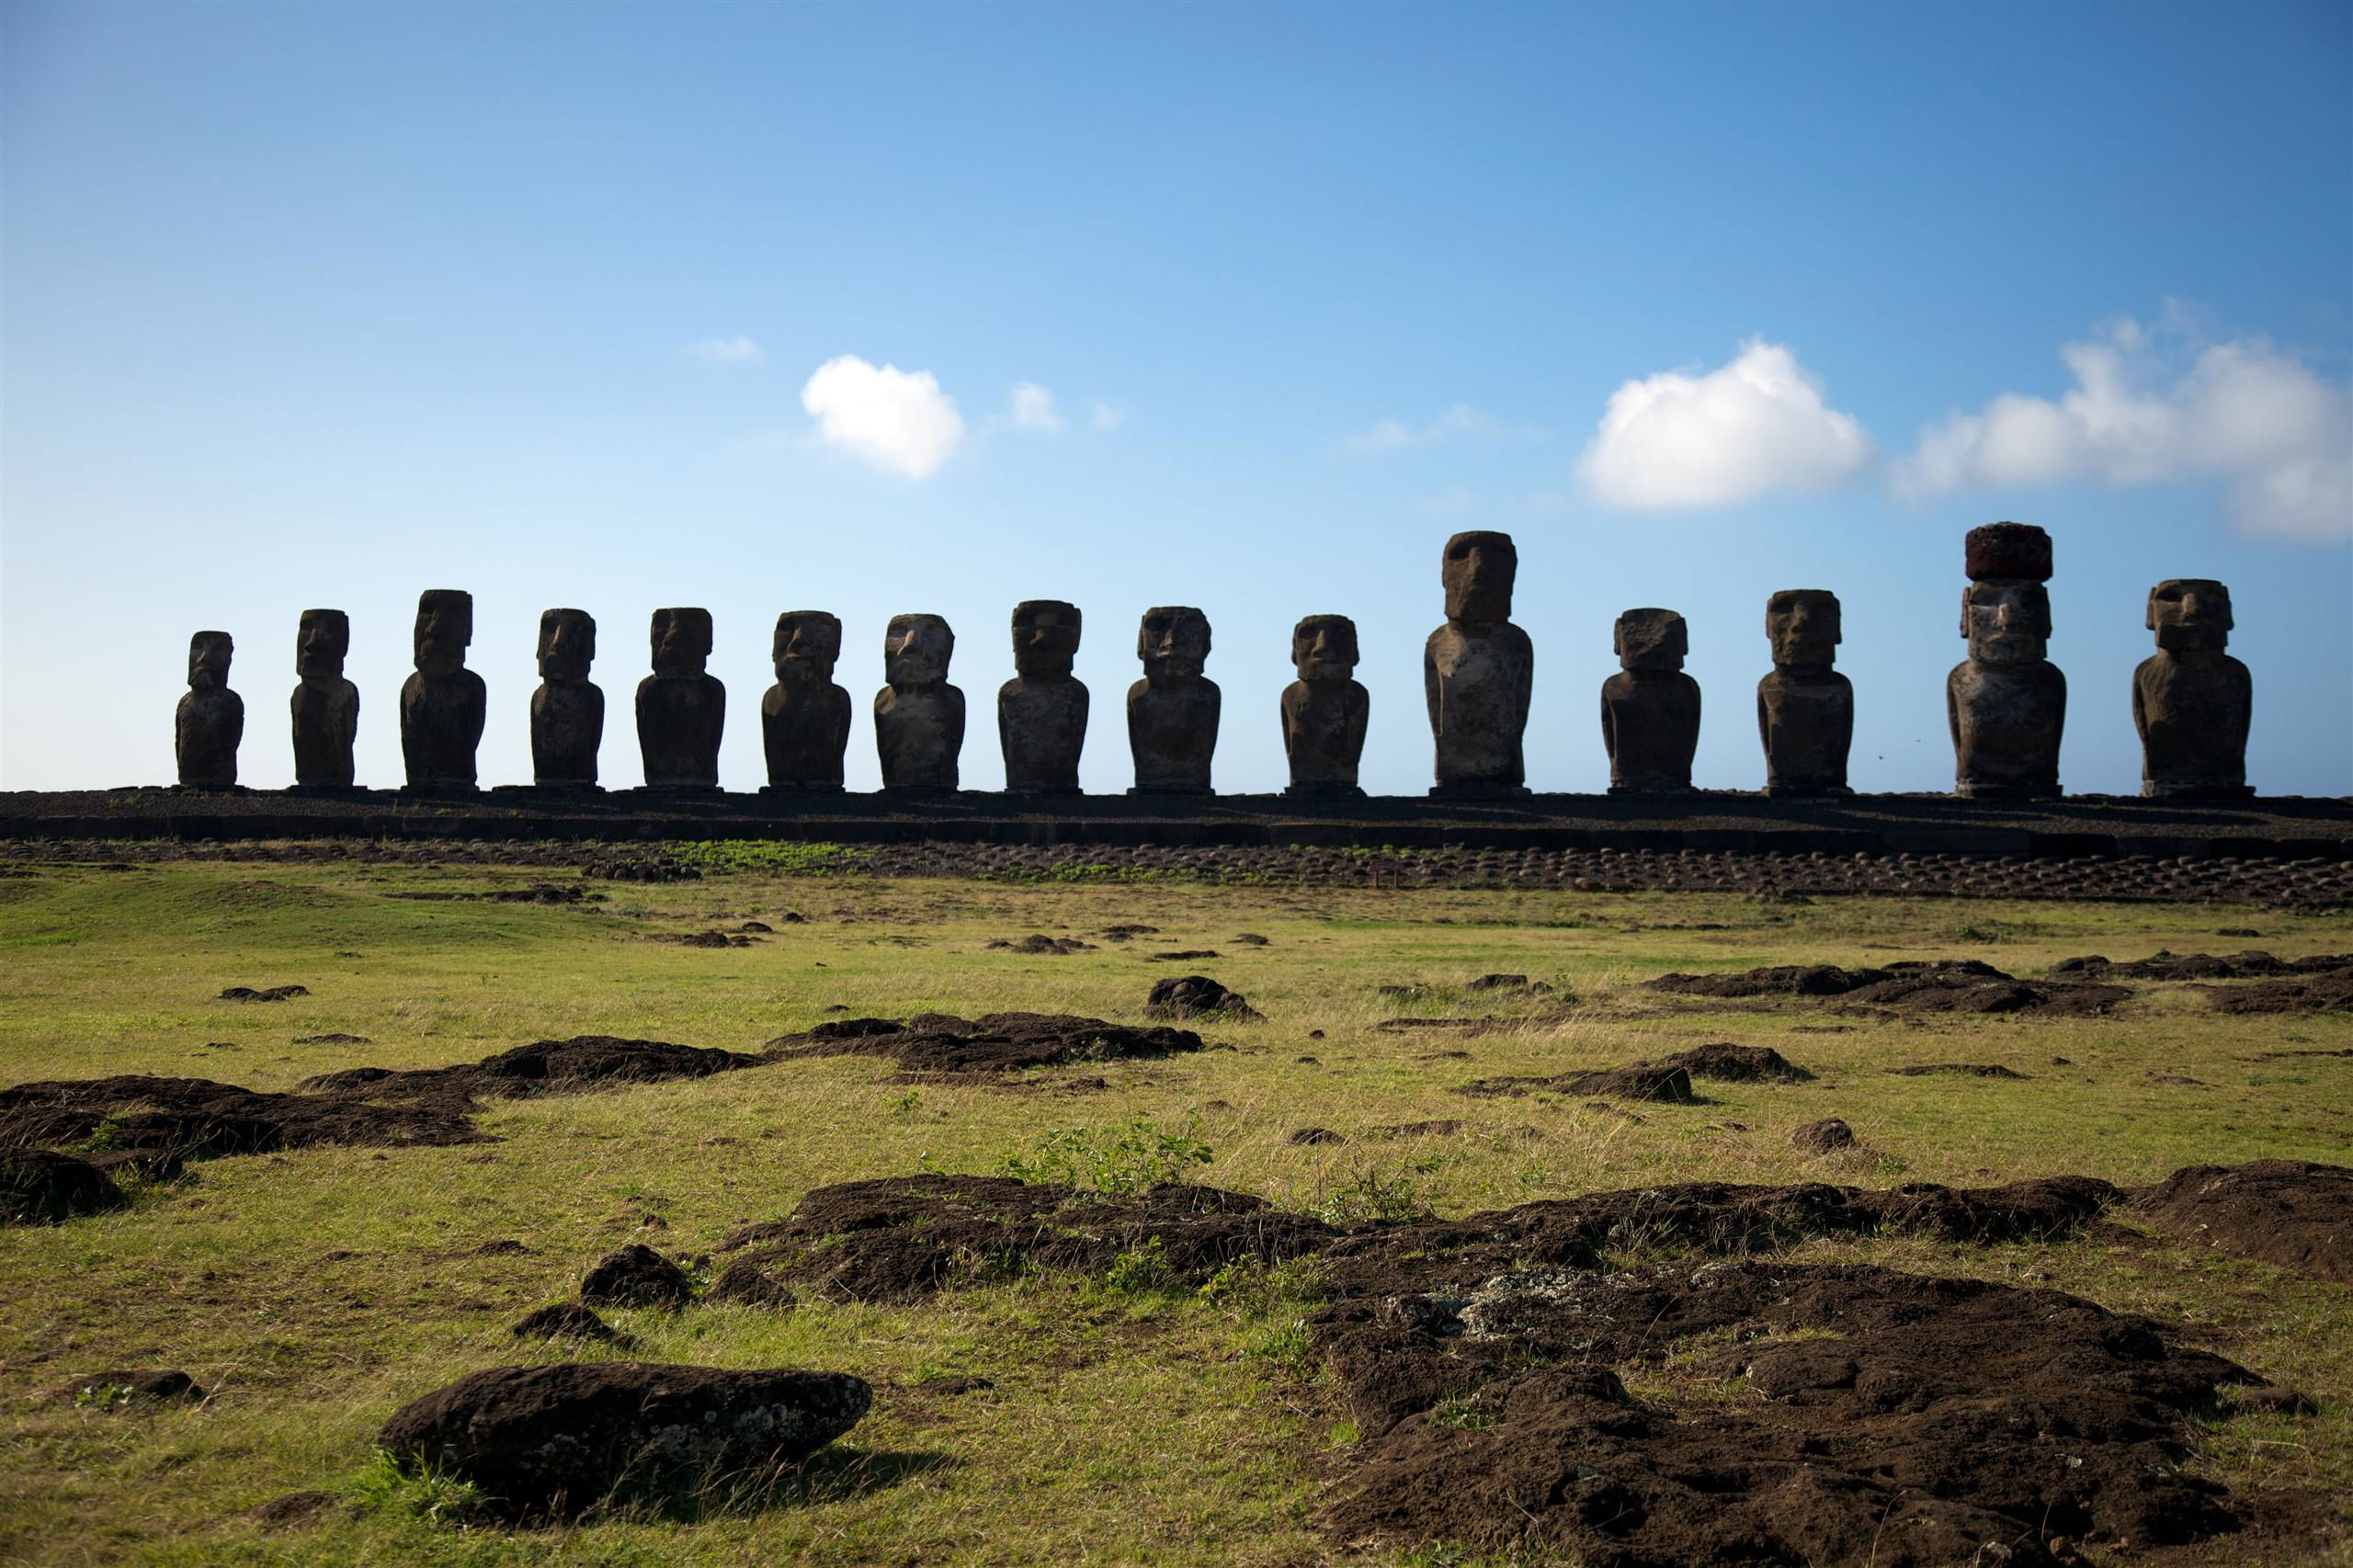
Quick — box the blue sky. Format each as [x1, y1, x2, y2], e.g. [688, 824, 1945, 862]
[6, 1, 2348, 796]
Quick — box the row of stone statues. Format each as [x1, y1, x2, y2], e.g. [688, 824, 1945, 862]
[173, 523, 2255, 800]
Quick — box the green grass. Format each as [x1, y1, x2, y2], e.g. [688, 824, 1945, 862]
[0, 853, 2347, 1564]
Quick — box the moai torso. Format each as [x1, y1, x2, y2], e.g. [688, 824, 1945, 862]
[401, 589, 485, 789]
[1127, 607, 1218, 794]
[999, 600, 1088, 793]
[762, 611, 850, 790]
[635, 608, 723, 789]
[176, 631, 243, 788]
[2132, 580, 2252, 798]
[875, 614, 963, 791]
[1756, 590, 1851, 795]
[1602, 608, 1699, 793]
[1949, 525, 2063, 800]
[530, 608, 602, 788]
[1283, 614, 1369, 796]
[290, 609, 359, 788]
[1425, 531, 1531, 793]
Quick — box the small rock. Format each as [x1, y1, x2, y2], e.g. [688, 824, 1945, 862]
[1791, 1118, 1856, 1154]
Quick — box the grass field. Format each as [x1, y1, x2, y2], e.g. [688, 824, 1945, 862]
[1, 852, 2347, 1565]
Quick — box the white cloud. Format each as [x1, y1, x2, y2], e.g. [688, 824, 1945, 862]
[1577, 340, 1872, 508]
[1342, 403, 1500, 454]
[1089, 400, 1127, 433]
[688, 335, 764, 365]
[1008, 381, 1065, 434]
[799, 355, 965, 481]
[1893, 315, 2352, 541]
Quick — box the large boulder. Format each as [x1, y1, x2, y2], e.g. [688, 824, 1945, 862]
[377, 1362, 871, 1518]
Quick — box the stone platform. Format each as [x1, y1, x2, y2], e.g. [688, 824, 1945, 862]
[4, 788, 2347, 861]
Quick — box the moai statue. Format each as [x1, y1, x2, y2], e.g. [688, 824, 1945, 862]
[1756, 590, 1851, 795]
[1947, 523, 2064, 799]
[999, 600, 1087, 794]
[530, 608, 603, 789]
[1601, 608, 1700, 793]
[635, 608, 724, 790]
[875, 613, 963, 791]
[1425, 530, 1533, 796]
[400, 589, 485, 790]
[2134, 579, 2253, 799]
[289, 608, 360, 789]
[1282, 614, 1369, 799]
[176, 631, 244, 788]
[1128, 607, 1219, 794]
[761, 611, 851, 792]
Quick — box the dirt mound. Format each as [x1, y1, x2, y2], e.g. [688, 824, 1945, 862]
[513, 1304, 632, 1345]
[2, 1149, 125, 1224]
[388, 883, 591, 904]
[1316, 1259, 2264, 1564]
[649, 929, 759, 948]
[2052, 949, 2353, 980]
[1144, 975, 1265, 1023]
[292, 1033, 371, 1045]
[1460, 1066, 1695, 1103]
[1144, 949, 1222, 962]
[580, 856, 700, 882]
[219, 984, 309, 1002]
[1465, 973, 1554, 996]
[766, 1013, 1208, 1074]
[1791, 1117, 1855, 1153]
[1367, 1120, 1468, 1140]
[299, 1036, 760, 1103]
[578, 1244, 693, 1308]
[1098, 925, 1159, 941]
[2200, 973, 2353, 1015]
[59, 1369, 206, 1406]
[1647, 963, 1909, 998]
[1891, 1062, 2029, 1079]
[1648, 1042, 1813, 1083]
[377, 1362, 870, 1520]
[2131, 1161, 2353, 1283]
[985, 935, 1095, 954]
[0, 1074, 483, 1160]
[1648, 960, 2128, 1017]
[710, 1174, 1337, 1306]
[1287, 1127, 1347, 1146]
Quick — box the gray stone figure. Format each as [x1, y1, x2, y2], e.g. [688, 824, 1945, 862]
[999, 600, 1087, 794]
[176, 631, 243, 788]
[400, 589, 485, 790]
[875, 614, 962, 791]
[1756, 589, 1852, 795]
[2134, 579, 2253, 799]
[1601, 608, 1700, 793]
[1282, 614, 1369, 798]
[1127, 607, 1219, 794]
[636, 608, 724, 790]
[530, 608, 603, 789]
[1425, 530, 1533, 796]
[290, 608, 359, 789]
[1947, 522, 2064, 799]
[762, 611, 851, 792]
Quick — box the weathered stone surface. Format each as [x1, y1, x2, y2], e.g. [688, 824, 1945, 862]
[2135, 579, 2253, 799]
[999, 600, 1087, 793]
[1283, 614, 1369, 798]
[530, 608, 602, 789]
[376, 1362, 871, 1518]
[635, 608, 723, 790]
[875, 614, 963, 791]
[400, 589, 486, 790]
[1948, 523, 2063, 799]
[1756, 589, 1851, 795]
[1601, 608, 1699, 793]
[289, 609, 359, 788]
[1129, 607, 1219, 794]
[762, 611, 850, 791]
[1426, 531, 1532, 796]
[175, 631, 243, 788]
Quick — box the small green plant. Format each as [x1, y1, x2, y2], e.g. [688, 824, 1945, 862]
[1100, 1236, 1169, 1297]
[1314, 1160, 1433, 1224]
[1324, 1418, 1362, 1448]
[71, 1382, 132, 1411]
[998, 1114, 1213, 1199]
[346, 1448, 491, 1526]
[67, 1117, 127, 1154]
[1197, 1256, 1329, 1314]
[1431, 1397, 1497, 1432]
[665, 840, 870, 876]
[1240, 1318, 1313, 1374]
[892, 1088, 923, 1117]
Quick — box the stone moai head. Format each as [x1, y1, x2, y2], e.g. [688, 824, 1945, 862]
[1442, 530, 1517, 627]
[1615, 608, 1688, 672]
[649, 608, 713, 677]
[2148, 579, 2233, 651]
[538, 608, 597, 681]
[773, 610, 843, 681]
[885, 614, 954, 687]
[296, 609, 349, 678]
[188, 631, 233, 689]
[1012, 600, 1082, 679]
[413, 589, 473, 675]
[1766, 590, 1841, 669]
[1138, 606, 1211, 678]
[1292, 614, 1359, 680]
[1960, 522, 2054, 667]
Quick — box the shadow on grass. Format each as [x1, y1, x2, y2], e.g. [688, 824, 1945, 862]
[608, 1444, 960, 1523]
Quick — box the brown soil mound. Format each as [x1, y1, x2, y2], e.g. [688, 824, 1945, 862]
[0, 1074, 483, 1160]
[219, 984, 310, 1002]
[2131, 1160, 2353, 1283]
[1791, 1117, 1855, 1153]
[985, 935, 1095, 954]
[1890, 1062, 2029, 1079]
[1144, 949, 1222, 962]
[765, 1013, 1207, 1074]
[1316, 1260, 2260, 1564]
[512, 1304, 632, 1345]
[710, 1174, 1337, 1305]
[648, 929, 758, 948]
[59, 1369, 206, 1406]
[2052, 949, 2353, 980]
[1144, 976, 1265, 1023]
[2200, 973, 2353, 1015]
[2, 1148, 125, 1224]
[299, 1036, 760, 1103]
[1460, 1066, 1695, 1103]
[578, 1244, 692, 1308]
[1648, 1042, 1813, 1083]
[1648, 960, 2128, 1017]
